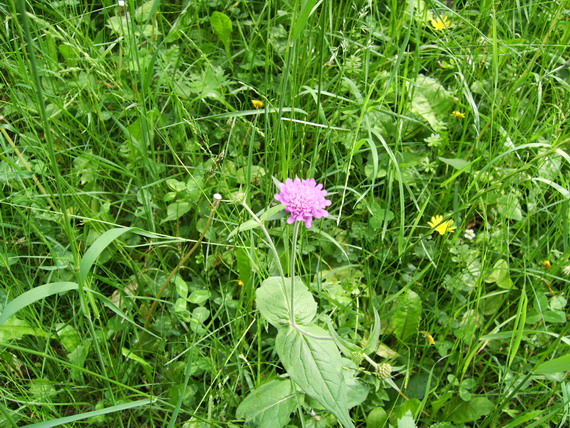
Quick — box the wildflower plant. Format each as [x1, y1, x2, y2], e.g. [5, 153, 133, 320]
[235, 177, 378, 428]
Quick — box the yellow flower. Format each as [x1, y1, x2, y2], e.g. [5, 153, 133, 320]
[452, 110, 465, 118]
[430, 15, 451, 31]
[428, 215, 457, 235]
[251, 99, 264, 109]
[542, 260, 552, 270]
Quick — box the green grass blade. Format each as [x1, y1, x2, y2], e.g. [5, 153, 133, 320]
[79, 227, 134, 284]
[0, 282, 78, 326]
[22, 398, 154, 428]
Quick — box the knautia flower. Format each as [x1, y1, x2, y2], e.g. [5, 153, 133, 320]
[274, 178, 331, 229]
[428, 215, 456, 235]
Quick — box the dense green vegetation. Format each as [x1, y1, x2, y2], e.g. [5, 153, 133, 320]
[1, 0, 569, 426]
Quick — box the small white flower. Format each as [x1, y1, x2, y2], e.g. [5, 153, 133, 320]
[118, 0, 126, 7]
[563, 265, 570, 276]
[464, 229, 476, 240]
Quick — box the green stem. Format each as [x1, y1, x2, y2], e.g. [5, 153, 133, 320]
[241, 202, 294, 317]
[290, 221, 301, 326]
[144, 194, 221, 329]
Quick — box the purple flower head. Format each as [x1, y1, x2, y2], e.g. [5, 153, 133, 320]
[274, 178, 332, 229]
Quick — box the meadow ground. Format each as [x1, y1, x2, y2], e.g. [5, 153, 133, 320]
[1, 1, 569, 426]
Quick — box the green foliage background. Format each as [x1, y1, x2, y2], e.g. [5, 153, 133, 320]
[0, 0, 569, 426]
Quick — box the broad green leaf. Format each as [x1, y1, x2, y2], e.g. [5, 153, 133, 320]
[188, 290, 210, 305]
[0, 282, 78, 326]
[166, 178, 186, 193]
[543, 310, 566, 323]
[192, 306, 210, 323]
[343, 360, 369, 408]
[0, 317, 47, 342]
[256, 277, 317, 327]
[439, 157, 471, 172]
[175, 276, 188, 300]
[445, 396, 494, 423]
[535, 354, 570, 374]
[276, 324, 354, 428]
[236, 379, 296, 428]
[210, 12, 232, 52]
[135, 0, 158, 22]
[387, 290, 422, 341]
[56, 324, 81, 352]
[497, 193, 523, 221]
[161, 201, 192, 223]
[484, 259, 514, 289]
[408, 75, 452, 130]
[366, 407, 388, 428]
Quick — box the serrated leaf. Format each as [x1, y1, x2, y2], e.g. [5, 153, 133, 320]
[388, 290, 422, 341]
[534, 353, 570, 374]
[276, 324, 354, 428]
[256, 277, 316, 327]
[445, 396, 494, 423]
[397, 410, 417, 428]
[236, 379, 296, 428]
[497, 194, 523, 221]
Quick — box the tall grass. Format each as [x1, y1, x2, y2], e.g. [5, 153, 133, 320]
[1, 0, 569, 426]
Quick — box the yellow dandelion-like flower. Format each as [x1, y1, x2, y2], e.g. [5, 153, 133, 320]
[430, 15, 451, 31]
[428, 215, 457, 235]
[452, 110, 465, 118]
[236, 279, 245, 287]
[251, 99, 264, 109]
[542, 260, 552, 270]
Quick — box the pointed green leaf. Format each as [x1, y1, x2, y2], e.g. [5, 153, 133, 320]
[534, 354, 570, 374]
[256, 277, 316, 327]
[446, 396, 494, 423]
[363, 307, 382, 355]
[387, 290, 422, 341]
[210, 11, 232, 52]
[236, 379, 296, 428]
[276, 324, 354, 428]
[497, 193, 523, 221]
